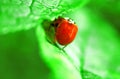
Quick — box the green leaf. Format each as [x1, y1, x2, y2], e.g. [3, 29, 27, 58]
[0, 0, 120, 79]
[0, 0, 87, 34]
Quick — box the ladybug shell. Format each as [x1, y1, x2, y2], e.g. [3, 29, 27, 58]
[55, 19, 78, 45]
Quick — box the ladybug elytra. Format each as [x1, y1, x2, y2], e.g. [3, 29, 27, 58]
[51, 16, 78, 46]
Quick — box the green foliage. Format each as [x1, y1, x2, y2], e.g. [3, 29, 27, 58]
[0, 0, 120, 79]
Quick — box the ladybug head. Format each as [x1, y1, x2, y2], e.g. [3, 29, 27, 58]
[51, 16, 65, 27]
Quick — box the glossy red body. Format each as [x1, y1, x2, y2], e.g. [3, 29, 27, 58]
[52, 17, 78, 45]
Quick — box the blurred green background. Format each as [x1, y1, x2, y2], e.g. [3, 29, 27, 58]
[0, 0, 120, 79]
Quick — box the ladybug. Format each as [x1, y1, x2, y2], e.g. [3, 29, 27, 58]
[51, 16, 78, 47]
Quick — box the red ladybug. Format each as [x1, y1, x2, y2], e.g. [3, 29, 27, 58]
[51, 16, 78, 46]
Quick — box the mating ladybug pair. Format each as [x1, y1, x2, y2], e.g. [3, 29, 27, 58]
[49, 16, 78, 47]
